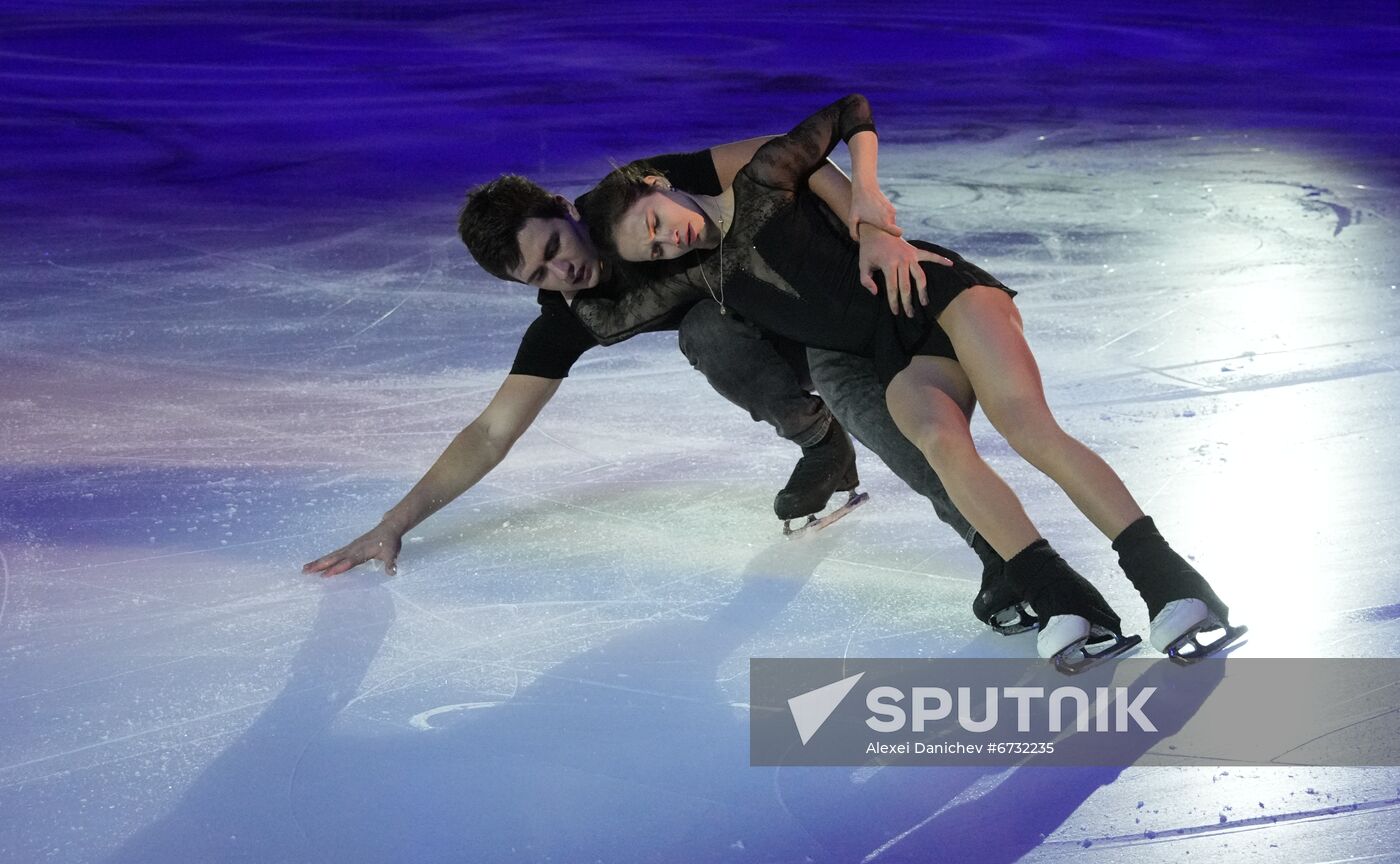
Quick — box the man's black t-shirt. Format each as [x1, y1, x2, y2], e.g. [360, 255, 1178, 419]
[508, 150, 721, 379]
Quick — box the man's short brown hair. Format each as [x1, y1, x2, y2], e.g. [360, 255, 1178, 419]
[458, 174, 570, 282]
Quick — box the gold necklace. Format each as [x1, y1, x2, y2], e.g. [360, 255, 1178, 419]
[698, 215, 726, 315]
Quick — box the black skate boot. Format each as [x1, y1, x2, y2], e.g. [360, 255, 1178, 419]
[1005, 539, 1141, 674]
[969, 534, 1035, 635]
[775, 420, 867, 537]
[1113, 516, 1247, 664]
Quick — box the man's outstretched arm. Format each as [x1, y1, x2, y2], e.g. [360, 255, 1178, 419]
[303, 373, 561, 577]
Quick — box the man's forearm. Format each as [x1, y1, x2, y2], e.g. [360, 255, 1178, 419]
[378, 374, 559, 535]
[380, 422, 509, 534]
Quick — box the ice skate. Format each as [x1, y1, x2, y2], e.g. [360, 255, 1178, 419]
[969, 535, 1035, 635]
[1005, 539, 1141, 674]
[775, 419, 866, 537]
[1114, 516, 1248, 664]
[782, 489, 870, 537]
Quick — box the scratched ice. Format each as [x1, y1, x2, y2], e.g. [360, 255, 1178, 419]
[2, 2, 1398, 862]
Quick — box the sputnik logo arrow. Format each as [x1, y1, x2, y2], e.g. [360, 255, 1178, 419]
[788, 672, 864, 745]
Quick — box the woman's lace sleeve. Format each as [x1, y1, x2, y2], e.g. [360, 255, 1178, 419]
[744, 94, 875, 191]
[568, 272, 707, 346]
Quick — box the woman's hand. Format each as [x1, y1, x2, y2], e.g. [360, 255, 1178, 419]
[303, 522, 404, 578]
[859, 225, 954, 317]
[848, 182, 900, 242]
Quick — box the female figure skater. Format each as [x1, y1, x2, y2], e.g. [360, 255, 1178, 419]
[579, 94, 1245, 672]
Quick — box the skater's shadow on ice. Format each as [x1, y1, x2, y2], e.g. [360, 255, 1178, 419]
[289, 536, 839, 864]
[103, 576, 396, 864]
[101, 533, 1227, 864]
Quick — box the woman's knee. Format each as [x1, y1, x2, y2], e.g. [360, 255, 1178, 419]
[892, 403, 973, 468]
[885, 359, 979, 463]
[915, 425, 977, 472]
[987, 397, 1067, 463]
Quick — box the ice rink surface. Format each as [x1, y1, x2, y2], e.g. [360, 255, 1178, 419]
[2, 1, 1399, 861]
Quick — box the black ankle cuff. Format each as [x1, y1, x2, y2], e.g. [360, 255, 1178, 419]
[1007, 538, 1051, 565]
[970, 533, 1005, 569]
[1111, 515, 1160, 553]
[1004, 538, 1055, 593]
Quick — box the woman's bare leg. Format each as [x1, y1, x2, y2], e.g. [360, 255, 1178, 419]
[936, 286, 1242, 658]
[884, 356, 1041, 560]
[885, 356, 1129, 664]
[936, 286, 1144, 540]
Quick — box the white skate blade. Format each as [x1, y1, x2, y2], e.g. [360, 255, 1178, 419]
[1150, 599, 1209, 654]
[1152, 598, 1248, 663]
[1037, 614, 1090, 659]
[1041, 615, 1142, 675]
[783, 491, 869, 538]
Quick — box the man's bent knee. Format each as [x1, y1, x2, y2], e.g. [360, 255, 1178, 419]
[678, 302, 760, 369]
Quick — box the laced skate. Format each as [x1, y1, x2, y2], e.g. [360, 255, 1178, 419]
[1037, 615, 1142, 675]
[775, 420, 866, 537]
[1006, 538, 1141, 674]
[782, 489, 870, 538]
[1114, 516, 1247, 665]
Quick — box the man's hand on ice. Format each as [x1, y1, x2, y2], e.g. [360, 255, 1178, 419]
[303, 522, 403, 578]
